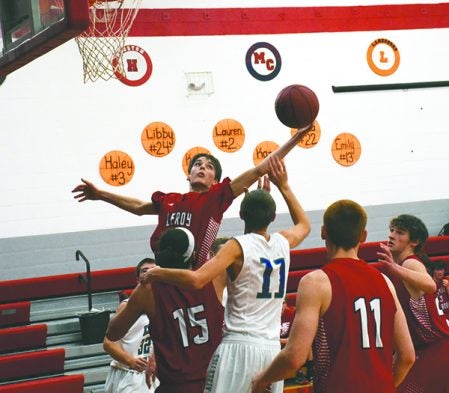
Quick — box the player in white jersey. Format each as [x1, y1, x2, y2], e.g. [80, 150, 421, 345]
[145, 156, 310, 393]
[223, 232, 290, 340]
[104, 259, 160, 393]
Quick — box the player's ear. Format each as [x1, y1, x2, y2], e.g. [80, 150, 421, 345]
[409, 238, 420, 250]
[360, 229, 367, 244]
[271, 213, 276, 223]
[321, 225, 327, 240]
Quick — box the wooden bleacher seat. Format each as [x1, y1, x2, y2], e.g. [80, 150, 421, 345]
[0, 267, 136, 304]
[0, 295, 120, 392]
[0, 348, 65, 382]
[0, 324, 47, 354]
[423, 235, 449, 256]
[0, 374, 84, 393]
[0, 302, 31, 328]
[287, 269, 313, 293]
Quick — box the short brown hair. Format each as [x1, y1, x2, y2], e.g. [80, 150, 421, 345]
[188, 153, 222, 182]
[240, 190, 276, 231]
[323, 200, 367, 250]
[136, 258, 155, 276]
[389, 214, 428, 253]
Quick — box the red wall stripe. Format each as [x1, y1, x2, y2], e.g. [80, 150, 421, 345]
[128, 4, 449, 37]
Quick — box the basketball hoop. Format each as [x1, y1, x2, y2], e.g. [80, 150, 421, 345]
[75, 0, 141, 82]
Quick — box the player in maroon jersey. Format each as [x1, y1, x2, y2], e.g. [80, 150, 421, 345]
[378, 214, 449, 393]
[280, 299, 295, 347]
[426, 259, 449, 330]
[72, 129, 308, 267]
[106, 227, 224, 393]
[252, 200, 415, 393]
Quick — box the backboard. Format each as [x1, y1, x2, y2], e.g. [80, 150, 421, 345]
[0, 0, 89, 77]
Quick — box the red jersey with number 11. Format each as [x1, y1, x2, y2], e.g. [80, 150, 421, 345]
[313, 258, 396, 393]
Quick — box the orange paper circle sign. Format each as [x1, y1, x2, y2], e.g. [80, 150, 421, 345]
[99, 150, 135, 186]
[182, 146, 211, 176]
[141, 122, 176, 157]
[290, 120, 321, 149]
[213, 119, 245, 153]
[331, 133, 362, 167]
[253, 141, 280, 166]
[367, 38, 400, 77]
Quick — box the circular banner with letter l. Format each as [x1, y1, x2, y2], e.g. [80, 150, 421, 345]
[367, 38, 400, 77]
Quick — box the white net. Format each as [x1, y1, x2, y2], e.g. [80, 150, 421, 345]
[75, 0, 142, 82]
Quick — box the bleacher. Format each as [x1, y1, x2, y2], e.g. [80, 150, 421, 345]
[0, 267, 136, 393]
[1, 236, 448, 393]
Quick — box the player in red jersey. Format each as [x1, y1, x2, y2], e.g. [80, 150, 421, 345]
[252, 200, 415, 393]
[72, 129, 308, 267]
[280, 299, 295, 347]
[106, 227, 223, 393]
[425, 260, 449, 329]
[378, 214, 449, 393]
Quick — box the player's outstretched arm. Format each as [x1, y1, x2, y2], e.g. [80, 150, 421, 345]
[145, 239, 242, 290]
[72, 178, 156, 215]
[377, 243, 436, 295]
[267, 157, 310, 248]
[106, 284, 155, 342]
[229, 127, 311, 198]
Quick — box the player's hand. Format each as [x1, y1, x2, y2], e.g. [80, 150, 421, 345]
[297, 122, 314, 134]
[243, 176, 270, 195]
[251, 372, 272, 393]
[257, 175, 271, 193]
[291, 123, 314, 142]
[141, 266, 161, 285]
[72, 178, 100, 202]
[377, 242, 397, 272]
[146, 352, 157, 387]
[129, 356, 147, 372]
[267, 156, 288, 189]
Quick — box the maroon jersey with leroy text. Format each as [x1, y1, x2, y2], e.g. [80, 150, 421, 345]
[425, 279, 449, 332]
[151, 178, 234, 267]
[314, 258, 396, 393]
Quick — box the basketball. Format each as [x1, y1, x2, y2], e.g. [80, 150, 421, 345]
[275, 84, 319, 129]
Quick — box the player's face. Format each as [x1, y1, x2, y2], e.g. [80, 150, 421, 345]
[138, 263, 155, 283]
[188, 156, 217, 190]
[433, 268, 445, 281]
[387, 226, 414, 254]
